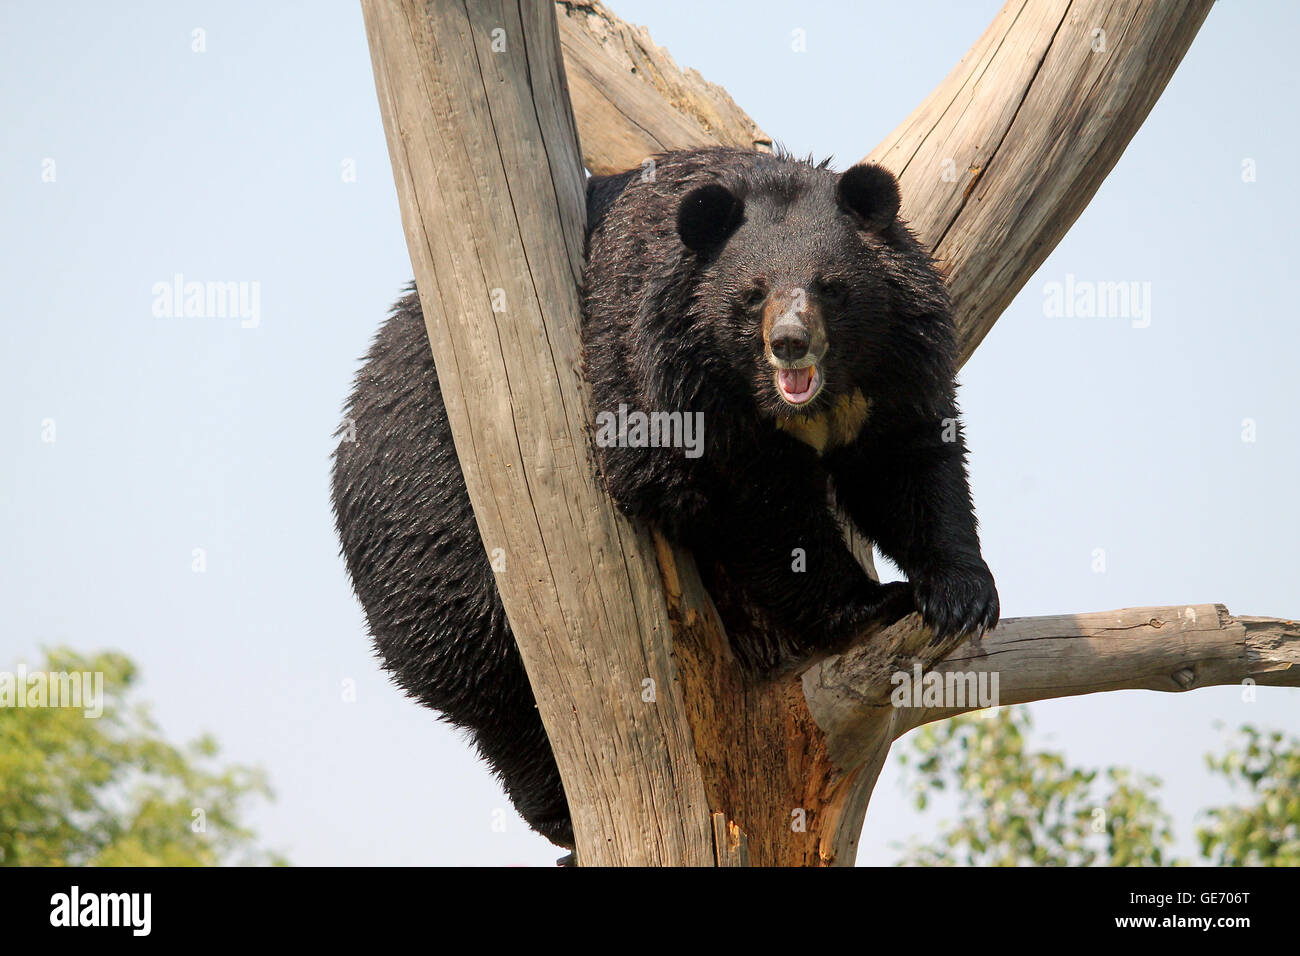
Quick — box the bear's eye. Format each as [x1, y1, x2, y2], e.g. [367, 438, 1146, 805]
[740, 285, 767, 311]
[814, 278, 848, 304]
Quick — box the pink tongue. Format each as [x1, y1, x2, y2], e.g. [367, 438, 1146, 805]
[779, 367, 813, 396]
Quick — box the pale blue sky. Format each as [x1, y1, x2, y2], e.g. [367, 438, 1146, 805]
[2, 0, 1296, 866]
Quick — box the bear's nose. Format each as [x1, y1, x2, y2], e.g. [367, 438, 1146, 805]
[769, 318, 810, 362]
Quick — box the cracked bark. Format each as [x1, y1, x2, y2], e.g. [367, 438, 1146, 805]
[363, 0, 1293, 866]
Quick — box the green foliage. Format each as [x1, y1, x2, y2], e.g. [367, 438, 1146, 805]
[896, 706, 1300, 867]
[0, 648, 283, 866]
[894, 708, 1172, 866]
[1197, 725, 1300, 866]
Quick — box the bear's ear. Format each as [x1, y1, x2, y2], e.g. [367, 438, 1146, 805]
[677, 183, 745, 252]
[837, 163, 901, 232]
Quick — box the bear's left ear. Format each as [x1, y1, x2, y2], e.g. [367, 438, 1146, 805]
[677, 183, 745, 252]
[837, 163, 901, 232]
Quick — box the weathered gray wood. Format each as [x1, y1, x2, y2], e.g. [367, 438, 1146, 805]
[560, 0, 1215, 367]
[557, 0, 1228, 866]
[559, 0, 1257, 868]
[802, 603, 1300, 862]
[555, 0, 770, 175]
[866, 0, 1217, 364]
[905, 605, 1300, 728]
[360, 0, 715, 866]
[806, 605, 1300, 752]
[365, 0, 1268, 867]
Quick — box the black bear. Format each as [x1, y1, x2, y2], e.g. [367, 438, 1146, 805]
[331, 147, 998, 849]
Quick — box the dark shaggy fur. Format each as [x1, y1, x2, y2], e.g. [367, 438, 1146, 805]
[331, 147, 998, 848]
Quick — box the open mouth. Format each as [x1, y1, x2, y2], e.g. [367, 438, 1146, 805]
[775, 364, 823, 405]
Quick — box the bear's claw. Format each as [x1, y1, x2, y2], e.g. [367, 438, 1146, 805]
[912, 561, 1000, 645]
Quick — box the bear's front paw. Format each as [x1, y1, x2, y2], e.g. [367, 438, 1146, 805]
[912, 560, 999, 643]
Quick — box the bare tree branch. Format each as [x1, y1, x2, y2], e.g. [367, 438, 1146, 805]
[366, 0, 1247, 865]
[866, 0, 1216, 364]
[559, 0, 1217, 366]
[553, 0, 1270, 866]
[555, 1, 770, 174]
[805, 605, 1300, 756]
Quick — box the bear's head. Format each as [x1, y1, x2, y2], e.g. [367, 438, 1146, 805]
[676, 158, 954, 437]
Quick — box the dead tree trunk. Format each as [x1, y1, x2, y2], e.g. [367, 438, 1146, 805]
[360, 0, 718, 866]
[362, 0, 1298, 866]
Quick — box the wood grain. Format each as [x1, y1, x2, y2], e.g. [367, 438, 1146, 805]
[361, 0, 715, 866]
[865, 0, 1217, 364]
[363, 0, 1266, 867]
[803, 603, 1299, 862]
[555, 0, 1229, 866]
[555, 0, 771, 174]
